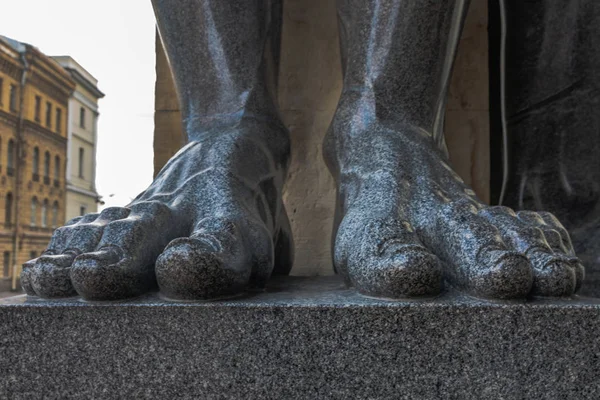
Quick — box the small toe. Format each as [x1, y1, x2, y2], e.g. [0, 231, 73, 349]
[516, 210, 584, 294]
[571, 260, 585, 292]
[434, 200, 533, 299]
[30, 253, 78, 298]
[21, 259, 38, 296]
[70, 247, 156, 301]
[528, 249, 576, 296]
[472, 247, 533, 299]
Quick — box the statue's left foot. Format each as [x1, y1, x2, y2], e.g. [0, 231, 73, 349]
[21, 119, 293, 301]
[326, 116, 584, 300]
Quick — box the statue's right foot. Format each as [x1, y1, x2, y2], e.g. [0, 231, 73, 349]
[325, 99, 584, 300]
[21, 119, 293, 301]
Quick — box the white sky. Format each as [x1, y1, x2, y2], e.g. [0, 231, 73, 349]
[2, 0, 157, 210]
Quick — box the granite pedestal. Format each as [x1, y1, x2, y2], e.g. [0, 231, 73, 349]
[1, 276, 599, 399]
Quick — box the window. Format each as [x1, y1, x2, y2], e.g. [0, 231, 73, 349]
[32, 146, 39, 180]
[5, 192, 13, 226]
[7, 139, 14, 176]
[55, 108, 62, 133]
[9, 84, 17, 112]
[44, 151, 50, 182]
[31, 197, 37, 226]
[41, 199, 48, 227]
[79, 205, 86, 216]
[52, 201, 59, 227]
[54, 155, 60, 179]
[78, 147, 84, 178]
[45, 102, 52, 128]
[3, 251, 10, 278]
[34, 96, 41, 122]
[79, 107, 86, 128]
[0, 78, 3, 106]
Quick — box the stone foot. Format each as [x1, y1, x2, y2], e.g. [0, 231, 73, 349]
[326, 116, 584, 300]
[21, 119, 293, 300]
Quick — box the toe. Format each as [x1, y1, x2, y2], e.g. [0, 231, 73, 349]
[517, 210, 583, 293]
[571, 260, 585, 292]
[96, 206, 131, 222]
[480, 207, 576, 296]
[156, 217, 267, 300]
[537, 211, 577, 254]
[537, 211, 585, 291]
[473, 247, 533, 299]
[70, 247, 156, 300]
[20, 259, 37, 296]
[433, 200, 533, 299]
[70, 247, 156, 301]
[527, 249, 576, 296]
[30, 253, 78, 298]
[156, 237, 250, 300]
[351, 243, 443, 298]
[70, 202, 185, 301]
[22, 211, 110, 298]
[517, 211, 569, 253]
[336, 215, 443, 299]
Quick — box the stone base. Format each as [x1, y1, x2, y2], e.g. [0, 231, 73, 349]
[1, 277, 599, 399]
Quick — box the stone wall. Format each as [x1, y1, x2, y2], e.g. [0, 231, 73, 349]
[153, 1, 489, 276]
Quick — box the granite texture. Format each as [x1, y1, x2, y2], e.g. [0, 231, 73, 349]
[324, 0, 584, 299]
[499, 0, 600, 296]
[1, 276, 599, 399]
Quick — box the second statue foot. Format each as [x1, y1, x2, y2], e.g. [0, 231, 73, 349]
[326, 119, 584, 300]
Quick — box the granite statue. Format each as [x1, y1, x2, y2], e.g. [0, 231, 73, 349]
[20, 0, 587, 300]
[497, 1, 600, 296]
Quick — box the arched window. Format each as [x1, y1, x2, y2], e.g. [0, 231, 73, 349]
[31, 197, 38, 226]
[52, 201, 58, 227]
[33, 147, 40, 178]
[44, 151, 50, 178]
[54, 155, 60, 180]
[7, 139, 14, 175]
[41, 199, 48, 227]
[5, 192, 13, 225]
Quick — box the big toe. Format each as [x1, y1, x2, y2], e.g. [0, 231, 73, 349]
[349, 244, 443, 299]
[155, 237, 251, 300]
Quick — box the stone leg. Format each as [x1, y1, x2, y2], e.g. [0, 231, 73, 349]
[20, 0, 293, 300]
[499, 0, 600, 295]
[324, 0, 584, 299]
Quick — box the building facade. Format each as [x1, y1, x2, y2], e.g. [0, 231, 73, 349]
[0, 36, 75, 290]
[52, 56, 103, 222]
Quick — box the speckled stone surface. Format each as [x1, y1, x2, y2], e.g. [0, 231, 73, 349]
[1, 276, 599, 399]
[498, 1, 600, 297]
[325, 0, 584, 300]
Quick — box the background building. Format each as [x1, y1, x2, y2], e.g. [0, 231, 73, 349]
[0, 36, 75, 290]
[52, 56, 103, 221]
